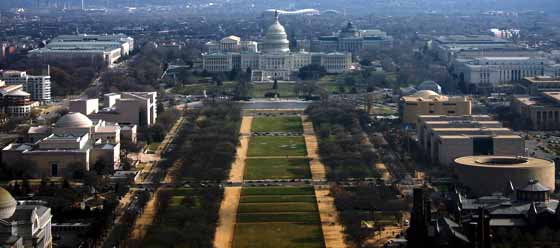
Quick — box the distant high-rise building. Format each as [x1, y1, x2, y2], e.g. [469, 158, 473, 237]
[1, 70, 51, 103]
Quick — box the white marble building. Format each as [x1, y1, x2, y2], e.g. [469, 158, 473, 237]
[453, 56, 560, 90]
[202, 12, 352, 81]
[28, 34, 134, 67]
[0, 188, 52, 248]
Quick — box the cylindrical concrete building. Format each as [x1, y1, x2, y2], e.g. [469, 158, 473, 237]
[454, 155, 555, 196]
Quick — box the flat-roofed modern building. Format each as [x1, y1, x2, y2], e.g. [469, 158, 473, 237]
[431, 35, 515, 63]
[416, 115, 524, 166]
[0, 70, 51, 103]
[433, 129, 524, 166]
[416, 114, 499, 149]
[512, 91, 560, 130]
[69, 98, 99, 116]
[69, 92, 157, 127]
[47, 34, 134, 56]
[517, 76, 560, 95]
[29, 47, 121, 67]
[399, 90, 472, 124]
[28, 34, 134, 67]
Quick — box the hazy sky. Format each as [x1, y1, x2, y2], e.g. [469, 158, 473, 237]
[1, 0, 559, 13]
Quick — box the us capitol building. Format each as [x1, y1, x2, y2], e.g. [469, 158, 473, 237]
[202, 12, 352, 81]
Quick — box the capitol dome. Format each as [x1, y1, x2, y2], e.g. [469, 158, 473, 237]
[56, 112, 93, 128]
[0, 187, 17, 219]
[260, 11, 290, 54]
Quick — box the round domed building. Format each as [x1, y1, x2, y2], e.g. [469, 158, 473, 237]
[201, 11, 353, 81]
[53, 112, 95, 137]
[260, 11, 290, 54]
[55, 112, 94, 128]
[2, 112, 124, 178]
[0, 187, 52, 247]
[0, 187, 16, 220]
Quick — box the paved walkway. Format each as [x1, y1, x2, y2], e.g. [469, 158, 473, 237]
[302, 115, 347, 248]
[214, 116, 252, 248]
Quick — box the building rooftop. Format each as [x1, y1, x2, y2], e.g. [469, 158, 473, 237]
[56, 112, 93, 128]
[423, 120, 501, 126]
[435, 35, 509, 44]
[480, 56, 532, 60]
[0, 84, 23, 95]
[401, 90, 470, 102]
[542, 92, 560, 104]
[28, 126, 50, 134]
[431, 127, 511, 132]
[5, 89, 30, 97]
[524, 76, 560, 84]
[489, 218, 527, 227]
[29, 47, 120, 53]
[518, 180, 550, 192]
[513, 96, 546, 107]
[95, 125, 120, 133]
[221, 35, 241, 42]
[454, 156, 553, 169]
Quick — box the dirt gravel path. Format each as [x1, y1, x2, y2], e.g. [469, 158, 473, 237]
[228, 116, 252, 183]
[129, 189, 160, 240]
[213, 186, 242, 248]
[128, 117, 185, 241]
[302, 115, 347, 248]
[315, 187, 347, 248]
[214, 116, 252, 248]
[301, 115, 327, 180]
